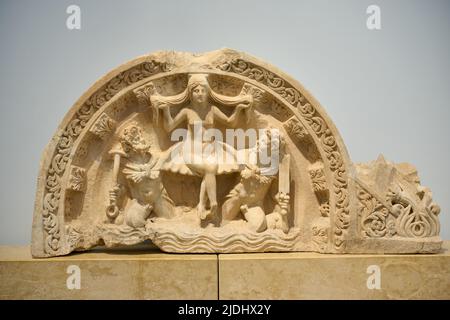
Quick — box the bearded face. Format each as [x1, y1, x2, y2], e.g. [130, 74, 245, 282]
[121, 126, 150, 153]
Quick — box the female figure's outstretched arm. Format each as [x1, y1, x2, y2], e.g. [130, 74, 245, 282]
[161, 105, 188, 132]
[211, 104, 249, 127]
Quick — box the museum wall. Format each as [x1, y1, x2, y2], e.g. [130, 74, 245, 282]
[0, 0, 449, 244]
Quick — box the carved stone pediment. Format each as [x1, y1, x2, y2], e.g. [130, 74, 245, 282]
[31, 49, 442, 257]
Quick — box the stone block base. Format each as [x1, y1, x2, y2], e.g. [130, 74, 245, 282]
[1, 242, 449, 299]
[0, 245, 217, 299]
[219, 241, 450, 299]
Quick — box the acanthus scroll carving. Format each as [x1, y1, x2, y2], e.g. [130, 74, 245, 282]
[217, 58, 350, 250]
[386, 184, 440, 238]
[41, 60, 169, 254]
[89, 113, 116, 140]
[357, 182, 440, 239]
[67, 165, 86, 192]
[357, 187, 396, 238]
[309, 165, 327, 194]
[284, 117, 309, 141]
[32, 49, 442, 257]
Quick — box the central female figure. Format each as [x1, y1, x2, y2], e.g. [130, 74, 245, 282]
[149, 74, 254, 221]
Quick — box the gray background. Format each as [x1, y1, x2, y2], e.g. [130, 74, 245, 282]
[0, 0, 449, 244]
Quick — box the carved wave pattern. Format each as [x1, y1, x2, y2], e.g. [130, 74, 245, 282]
[217, 59, 350, 250]
[42, 61, 169, 254]
[152, 228, 302, 253]
[98, 225, 150, 247]
[95, 223, 302, 253]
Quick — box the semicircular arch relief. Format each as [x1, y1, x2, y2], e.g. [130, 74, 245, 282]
[32, 50, 352, 257]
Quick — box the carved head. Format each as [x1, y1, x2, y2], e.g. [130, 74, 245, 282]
[187, 74, 210, 106]
[120, 125, 150, 154]
[240, 164, 273, 185]
[256, 128, 286, 153]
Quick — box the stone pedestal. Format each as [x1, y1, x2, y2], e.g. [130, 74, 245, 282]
[219, 241, 450, 299]
[1, 243, 449, 299]
[0, 245, 218, 300]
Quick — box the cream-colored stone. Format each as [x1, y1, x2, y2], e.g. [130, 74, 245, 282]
[219, 241, 450, 300]
[2, 244, 449, 299]
[0, 246, 217, 300]
[31, 49, 443, 257]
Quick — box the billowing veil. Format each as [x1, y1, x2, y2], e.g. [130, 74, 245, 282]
[134, 73, 254, 126]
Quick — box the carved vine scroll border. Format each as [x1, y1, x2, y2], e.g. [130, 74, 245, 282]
[41, 61, 169, 254]
[41, 56, 350, 254]
[216, 59, 350, 250]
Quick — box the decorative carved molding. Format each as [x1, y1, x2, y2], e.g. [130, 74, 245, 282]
[89, 113, 116, 140]
[284, 117, 309, 141]
[386, 184, 440, 238]
[356, 180, 440, 239]
[217, 58, 350, 250]
[319, 203, 330, 217]
[309, 166, 327, 193]
[357, 186, 395, 238]
[41, 60, 169, 254]
[312, 218, 330, 252]
[67, 165, 86, 192]
[32, 50, 441, 257]
[239, 83, 265, 103]
[134, 81, 157, 106]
